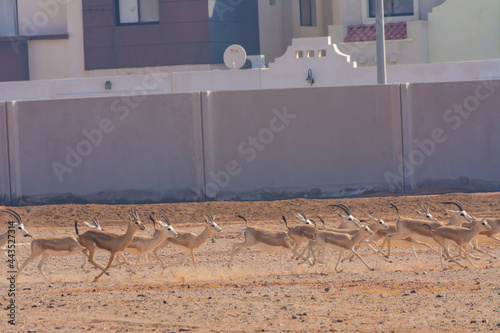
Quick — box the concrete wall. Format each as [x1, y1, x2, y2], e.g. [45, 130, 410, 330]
[0, 102, 10, 205]
[4, 94, 205, 204]
[1, 80, 499, 205]
[400, 79, 500, 191]
[202, 85, 403, 200]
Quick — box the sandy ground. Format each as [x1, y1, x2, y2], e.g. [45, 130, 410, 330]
[1, 191, 500, 332]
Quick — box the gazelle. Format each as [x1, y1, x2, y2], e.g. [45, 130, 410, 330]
[441, 201, 475, 226]
[299, 215, 390, 263]
[486, 218, 500, 252]
[381, 202, 475, 260]
[76, 209, 145, 282]
[424, 217, 491, 269]
[460, 218, 500, 259]
[83, 217, 104, 231]
[439, 201, 495, 259]
[415, 204, 438, 221]
[282, 211, 315, 259]
[328, 204, 363, 229]
[152, 211, 221, 271]
[480, 218, 500, 250]
[304, 220, 375, 273]
[347, 215, 391, 261]
[16, 217, 105, 281]
[115, 212, 178, 268]
[1, 209, 32, 269]
[293, 209, 314, 225]
[224, 215, 294, 273]
[384, 203, 448, 268]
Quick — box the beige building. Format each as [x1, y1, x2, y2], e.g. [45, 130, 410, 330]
[259, 0, 500, 66]
[0, 0, 498, 82]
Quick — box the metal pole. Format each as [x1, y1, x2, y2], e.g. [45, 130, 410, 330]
[375, 0, 387, 84]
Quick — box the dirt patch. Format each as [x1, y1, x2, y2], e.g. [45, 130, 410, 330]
[2, 191, 500, 332]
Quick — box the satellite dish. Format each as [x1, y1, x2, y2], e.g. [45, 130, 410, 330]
[223, 44, 247, 70]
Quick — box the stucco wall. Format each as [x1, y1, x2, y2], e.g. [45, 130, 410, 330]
[2, 34, 500, 102]
[429, 0, 500, 62]
[332, 20, 429, 67]
[28, 0, 85, 80]
[257, 0, 293, 64]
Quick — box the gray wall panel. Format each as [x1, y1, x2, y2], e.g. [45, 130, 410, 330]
[0, 102, 10, 205]
[202, 85, 403, 200]
[11, 93, 204, 204]
[402, 79, 500, 191]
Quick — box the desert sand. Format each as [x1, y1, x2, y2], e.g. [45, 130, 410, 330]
[2, 191, 500, 332]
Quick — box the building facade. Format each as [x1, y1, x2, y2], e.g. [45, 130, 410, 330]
[0, 0, 498, 82]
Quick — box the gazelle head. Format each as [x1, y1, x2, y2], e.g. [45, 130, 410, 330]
[128, 208, 146, 231]
[328, 204, 362, 227]
[83, 217, 104, 230]
[361, 224, 374, 236]
[292, 209, 314, 225]
[203, 210, 222, 233]
[2, 209, 32, 237]
[442, 201, 473, 222]
[470, 216, 491, 231]
[368, 215, 390, 230]
[158, 212, 179, 237]
[415, 204, 437, 221]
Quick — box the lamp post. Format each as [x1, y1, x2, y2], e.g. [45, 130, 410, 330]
[375, 0, 387, 84]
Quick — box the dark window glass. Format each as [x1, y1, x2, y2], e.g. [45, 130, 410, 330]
[369, 0, 414, 18]
[300, 0, 313, 26]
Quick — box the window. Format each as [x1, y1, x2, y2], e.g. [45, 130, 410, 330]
[300, 0, 315, 27]
[117, 0, 159, 24]
[368, 0, 414, 18]
[0, 0, 18, 37]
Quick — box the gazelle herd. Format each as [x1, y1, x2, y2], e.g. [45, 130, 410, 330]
[1, 200, 499, 282]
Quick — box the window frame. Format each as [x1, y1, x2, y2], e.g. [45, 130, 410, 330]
[116, 0, 160, 26]
[361, 0, 418, 24]
[299, 0, 316, 27]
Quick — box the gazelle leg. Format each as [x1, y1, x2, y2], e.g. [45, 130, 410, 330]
[94, 253, 116, 282]
[409, 244, 422, 269]
[463, 250, 479, 269]
[152, 249, 166, 268]
[349, 248, 374, 271]
[334, 251, 344, 273]
[36, 253, 50, 280]
[189, 250, 197, 271]
[16, 252, 42, 280]
[224, 243, 247, 267]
